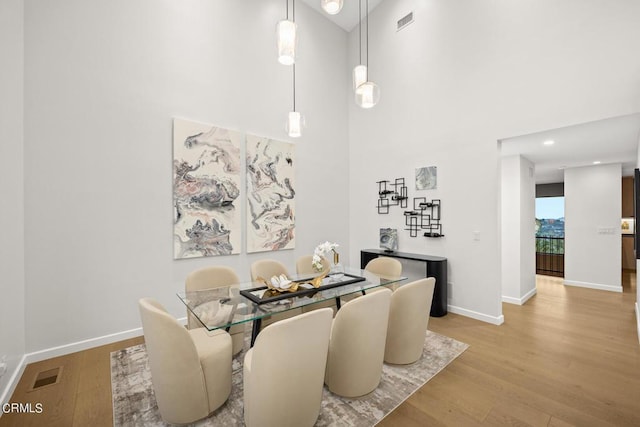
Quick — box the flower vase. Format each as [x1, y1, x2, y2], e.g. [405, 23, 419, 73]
[330, 251, 345, 279]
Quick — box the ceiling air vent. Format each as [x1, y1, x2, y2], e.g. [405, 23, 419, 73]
[397, 11, 414, 32]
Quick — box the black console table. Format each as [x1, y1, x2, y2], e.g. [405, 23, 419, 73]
[361, 249, 448, 317]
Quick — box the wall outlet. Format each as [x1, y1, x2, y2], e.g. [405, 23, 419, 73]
[597, 227, 616, 234]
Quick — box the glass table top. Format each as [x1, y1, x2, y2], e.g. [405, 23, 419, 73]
[177, 267, 407, 331]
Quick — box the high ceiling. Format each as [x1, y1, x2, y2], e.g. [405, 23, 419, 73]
[500, 114, 640, 184]
[300, 1, 640, 185]
[300, 0, 384, 31]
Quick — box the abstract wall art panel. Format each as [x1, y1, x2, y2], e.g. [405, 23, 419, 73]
[173, 119, 242, 259]
[416, 166, 437, 190]
[246, 135, 295, 253]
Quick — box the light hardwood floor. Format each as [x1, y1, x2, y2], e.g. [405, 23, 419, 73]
[2, 273, 639, 426]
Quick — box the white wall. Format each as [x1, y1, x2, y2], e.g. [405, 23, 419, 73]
[501, 155, 536, 304]
[519, 157, 536, 301]
[564, 164, 622, 292]
[347, 0, 640, 324]
[23, 0, 349, 353]
[0, 0, 25, 404]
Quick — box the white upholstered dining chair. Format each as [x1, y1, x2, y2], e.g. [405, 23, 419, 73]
[185, 265, 245, 355]
[325, 288, 392, 397]
[385, 277, 436, 364]
[243, 308, 333, 427]
[138, 298, 232, 425]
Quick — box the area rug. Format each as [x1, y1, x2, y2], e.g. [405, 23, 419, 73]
[111, 330, 468, 426]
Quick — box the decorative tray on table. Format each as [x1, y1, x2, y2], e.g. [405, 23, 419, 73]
[240, 273, 366, 305]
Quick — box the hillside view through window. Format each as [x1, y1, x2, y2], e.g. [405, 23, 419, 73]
[536, 196, 564, 254]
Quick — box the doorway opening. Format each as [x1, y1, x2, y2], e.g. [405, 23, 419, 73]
[536, 196, 564, 277]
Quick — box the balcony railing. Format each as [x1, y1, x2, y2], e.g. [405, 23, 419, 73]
[536, 236, 564, 277]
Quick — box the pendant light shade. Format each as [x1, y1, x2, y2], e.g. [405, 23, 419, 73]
[276, 19, 297, 65]
[355, 81, 380, 109]
[286, 111, 304, 138]
[353, 65, 367, 90]
[321, 0, 343, 15]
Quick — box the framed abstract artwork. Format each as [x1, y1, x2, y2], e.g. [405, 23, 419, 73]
[416, 166, 437, 190]
[246, 135, 295, 253]
[173, 119, 242, 259]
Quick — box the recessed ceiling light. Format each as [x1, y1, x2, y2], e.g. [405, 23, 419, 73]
[593, 161, 601, 165]
[543, 140, 555, 146]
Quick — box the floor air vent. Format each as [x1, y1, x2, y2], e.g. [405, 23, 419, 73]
[29, 367, 62, 391]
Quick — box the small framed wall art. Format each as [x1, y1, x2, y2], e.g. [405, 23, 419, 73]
[380, 228, 398, 252]
[416, 166, 437, 190]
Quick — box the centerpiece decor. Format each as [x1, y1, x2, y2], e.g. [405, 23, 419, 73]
[265, 274, 298, 292]
[313, 241, 344, 279]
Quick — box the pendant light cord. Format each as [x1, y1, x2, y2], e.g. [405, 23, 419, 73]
[366, 0, 369, 71]
[358, 0, 362, 65]
[292, 0, 296, 112]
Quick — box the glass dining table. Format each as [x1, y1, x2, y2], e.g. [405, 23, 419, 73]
[177, 267, 407, 347]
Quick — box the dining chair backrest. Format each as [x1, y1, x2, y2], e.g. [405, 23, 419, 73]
[296, 255, 330, 275]
[184, 266, 245, 354]
[250, 259, 289, 281]
[186, 265, 240, 291]
[324, 288, 392, 397]
[185, 266, 240, 330]
[364, 257, 402, 279]
[243, 308, 333, 427]
[384, 277, 436, 364]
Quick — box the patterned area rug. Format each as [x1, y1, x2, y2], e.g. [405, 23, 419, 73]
[111, 331, 468, 426]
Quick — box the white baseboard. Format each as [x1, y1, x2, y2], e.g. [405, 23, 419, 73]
[0, 355, 27, 409]
[23, 327, 143, 365]
[563, 279, 622, 293]
[502, 287, 537, 305]
[447, 305, 504, 325]
[636, 302, 640, 345]
[22, 316, 186, 365]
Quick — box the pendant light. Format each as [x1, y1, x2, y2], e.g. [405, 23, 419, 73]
[277, 0, 297, 65]
[354, 0, 380, 108]
[353, 0, 367, 90]
[286, 64, 305, 138]
[321, 0, 343, 15]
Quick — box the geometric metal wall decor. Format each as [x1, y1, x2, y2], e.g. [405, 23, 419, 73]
[404, 198, 444, 238]
[246, 134, 296, 253]
[376, 178, 408, 214]
[173, 118, 242, 259]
